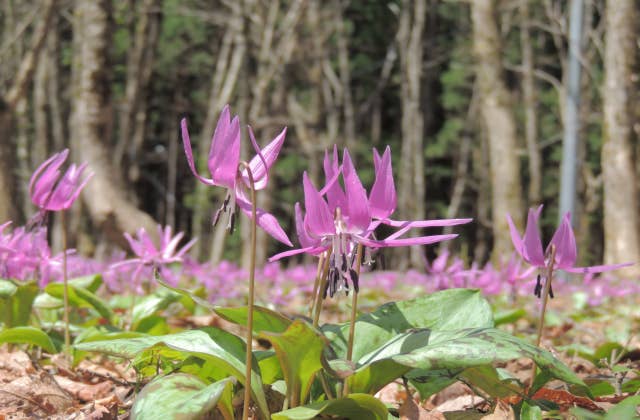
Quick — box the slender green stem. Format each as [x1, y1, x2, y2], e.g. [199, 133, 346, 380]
[344, 244, 364, 396]
[530, 244, 556, 386]
[312, 248, 331, 328]
[309, 253, 326, 318]
[240, 162, 257, 420]
[61, 211, 71, 361]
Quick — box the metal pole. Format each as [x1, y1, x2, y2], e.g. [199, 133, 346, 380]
[559, 0, 584, 223]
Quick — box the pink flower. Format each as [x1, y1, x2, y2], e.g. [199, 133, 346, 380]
[270, 146, 471, 297]
[507, 205, 633, 274]
[29, 149, 93, 213]
[181, 105, 291, 246]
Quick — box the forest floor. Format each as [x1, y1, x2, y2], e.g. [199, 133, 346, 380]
[0, 289, 638, 419]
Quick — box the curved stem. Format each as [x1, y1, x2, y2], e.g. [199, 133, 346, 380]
[312, 248, 332, 328]
[309, 253, 326, 318]
[61, 210, 71, 361]
[344, 243, 364, 396]
[530, 244, 557, 387]
[239, 161, 257, 420]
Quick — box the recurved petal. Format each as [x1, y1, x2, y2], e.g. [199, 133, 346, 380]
[548, 212, 577, 269]
[209, 113, 241, 188]
[564, 262, 635, 274]
[236, 189, 293, 246]
[521, 206, 545, 266]
[369, 146, 396, 219]
[358, 233, 458, 249]
[181, 119, 215, 186]
[303, 172, 335, 237]
[342, 149, 371, 233]
[243, 126, 286, 190]
[323, 145, 346, 212]
[295, 202, 318, 248]
[268, 245, 327, 262]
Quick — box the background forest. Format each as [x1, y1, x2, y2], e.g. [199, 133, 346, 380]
[0, 0, 638, 274]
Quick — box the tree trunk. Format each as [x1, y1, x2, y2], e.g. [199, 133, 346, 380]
[601, 0, 640, 275]
[0, 0, 56, 224]
[520, 0, 542, 205]
[71, 0, 156, 246]
[471, 0, 525, 261]
[396, 0, 427, 269]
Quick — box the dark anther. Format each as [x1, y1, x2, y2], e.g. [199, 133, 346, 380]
[350, 268, 359, 293]
[229, 210, 236, 234]
[548, 283, 554, 299]
[534, 274, 542, 298]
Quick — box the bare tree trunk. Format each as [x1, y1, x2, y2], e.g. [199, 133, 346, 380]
[520, 0, 542, 205]
[602, 0, 640, 275]
[0, 0, 56, 223]
[71, 0, 156, 246]
[335, 0, 355, 148]
[396, 0, 427, 269]
[113, 0, 161, 180]
[471, 0, 525, 261]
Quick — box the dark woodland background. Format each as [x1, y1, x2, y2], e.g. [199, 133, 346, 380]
[0, 0, 638, 275]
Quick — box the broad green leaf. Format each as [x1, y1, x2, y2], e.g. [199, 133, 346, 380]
[134, 315, 169, 335]
[131, 291, 181, 328]
[33, 292, 63, 309]
[155, 277, 215, 310]
[215, 306, 293, 333]
[520, 400, 542, 420]
[0, 326, 57, 353]
[45, 283, 113, 323]
[347, 328, 586, 396]
[0, 281, 39, 327]
[494, 308, 527, 326]
[259, 320, 327, 406]
[68, 274, 102, 293]
[0, 279, 18, 298]
[604, 395, 640, 419]
[459, 365, 523, 398]
[405, 368, 459, 399]
[272, 393, 388, 420]
[75, 327, 270, 419]
[323, 288, 493, 361]
[256, 350, 283, 384]
[131, 373, 234, 420]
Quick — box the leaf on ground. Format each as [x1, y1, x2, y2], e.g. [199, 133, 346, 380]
[272, 393, 388, 420]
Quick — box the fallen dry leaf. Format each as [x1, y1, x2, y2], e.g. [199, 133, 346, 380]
[399, 396, 445, 420]
[55, 375, 113, 402]
[481, 400, 515, 419]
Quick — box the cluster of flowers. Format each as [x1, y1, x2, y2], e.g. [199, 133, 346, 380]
[0, 104, 634, 309]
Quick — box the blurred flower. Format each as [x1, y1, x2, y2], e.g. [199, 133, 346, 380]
[29, 149, 93, 214]
[271, 146, 472, 297]
[507, 205, 633, 274]
[181, 105, 291, 246]
[112, 225, 196, 292]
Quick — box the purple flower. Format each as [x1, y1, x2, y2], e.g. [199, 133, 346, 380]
[507, 205, 633, 274]
[270, 146, 471, 297]
[181, 105, 291, 246]
[112, 225, 197, 292]
[29, 149, 93, 213]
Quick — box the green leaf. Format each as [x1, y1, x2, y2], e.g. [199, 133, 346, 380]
[45, 283, 113, 323]
[520, 400, 542, 420]
[215, 306, 293, 334]
[131, 291, 181, 329]
[0, 279, 18, 298]
[75, 327, 270, 419]
[68, 274, 103, 293]
[459, 365, 523, 398]
[155, 277, 215, 310]
[494, 308, 527, 326]
[130, 374, 234, 420]
[0, 326, 57, 353]
[604, 395, 640, 419]
[323, 289, 493, 361]
[0, 281, 39, 327]
[272, 393, 388, 420]
[259, 320, 327, 407]
[347, 328, 586, 396]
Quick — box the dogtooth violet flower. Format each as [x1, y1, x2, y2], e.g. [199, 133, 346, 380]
[111, 225, 197, 291]
[29, 149, 93, 214]
[507, 205, 633, 297]
[270, 146, 472, 297]
[181, 105, 292, 246]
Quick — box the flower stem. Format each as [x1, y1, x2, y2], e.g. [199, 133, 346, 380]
[240, 162, 257, 420]
[61, 210, 71, 361]
[530, 244, 556, 386]
[309, 253, 326, 318]
[312, 248, 331, 328]
[344, 243, 364, 396]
